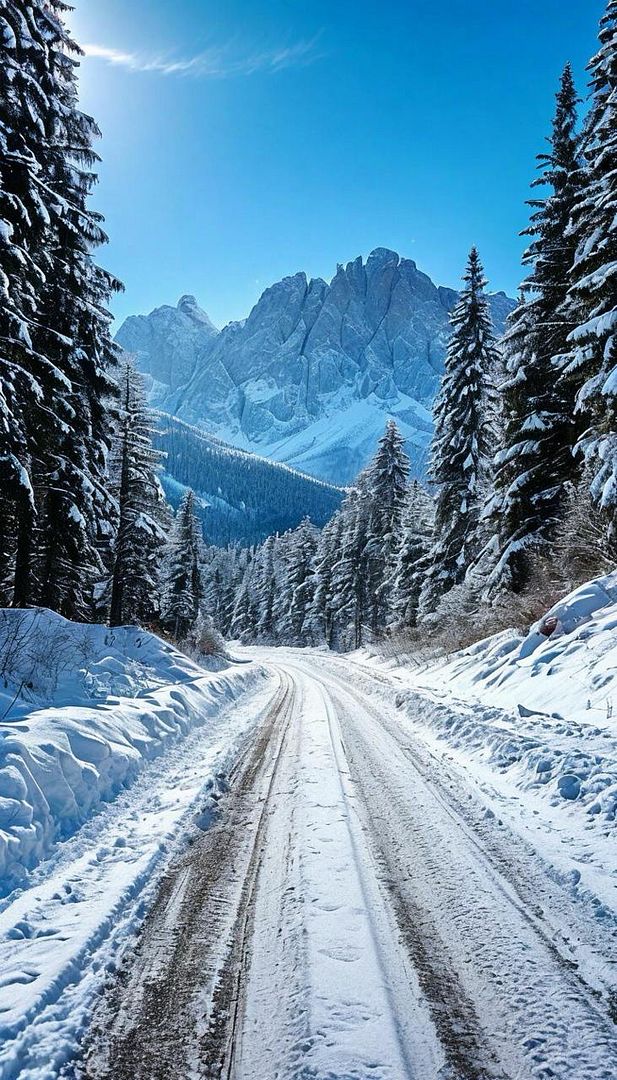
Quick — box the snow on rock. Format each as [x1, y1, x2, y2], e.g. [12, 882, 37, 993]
[116, 251, 516, 484]
[517, 570, 617, 656]
[115, 294, 219, 404]
[0, 608, 264, 897]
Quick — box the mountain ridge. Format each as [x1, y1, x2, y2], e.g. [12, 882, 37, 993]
[116, 249, 516, 484]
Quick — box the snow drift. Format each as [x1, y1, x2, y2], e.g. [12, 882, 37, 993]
[392, 572, 617, 832]
[0, 609, 264, 896]
[345, 572, 617, 921]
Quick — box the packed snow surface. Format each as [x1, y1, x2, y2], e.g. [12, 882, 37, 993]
[0, 608, 274, 1078]
[234, 649, 617, 1080]
[3, 579, 617, 1080]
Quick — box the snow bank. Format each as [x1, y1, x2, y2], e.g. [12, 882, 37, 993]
[347, 572, 617, 913]
[0, 677, 276, 1080]
[0, 609, 263, 896]
[517, 570, 617, 658]
[387, 575, 617, 834]
[422, 570, 617, 726]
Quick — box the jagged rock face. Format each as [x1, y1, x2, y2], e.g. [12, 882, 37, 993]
[115, 295, 219, 402]
[116, 250, 516, 484]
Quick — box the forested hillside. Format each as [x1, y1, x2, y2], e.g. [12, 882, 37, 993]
[154, 415, 344, 545]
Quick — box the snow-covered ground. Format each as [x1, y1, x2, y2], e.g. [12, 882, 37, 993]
[217, 392, 433, 483]
[3, 580, 617, 1080]
[0, 609, 268, 895]
[89, 647, 616, 1080]
[350, 572, 617, 926]
[0, 609, 275, 1079]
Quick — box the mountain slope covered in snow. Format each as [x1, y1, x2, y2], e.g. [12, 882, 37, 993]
[116, 250, 516, 484]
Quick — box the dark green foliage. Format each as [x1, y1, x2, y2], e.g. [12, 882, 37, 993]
[493, 66, 583, 590]
[422, 249, 499, 612]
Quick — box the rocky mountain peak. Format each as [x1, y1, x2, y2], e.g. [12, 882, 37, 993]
[176, 294, 218, 333]
[116, 252, 516, 484]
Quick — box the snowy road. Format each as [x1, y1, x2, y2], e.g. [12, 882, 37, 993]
[0, 669, 275, 1080]
[77, 649, 617, 1080]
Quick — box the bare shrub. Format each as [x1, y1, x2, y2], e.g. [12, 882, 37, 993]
[0, 609, 79, 711]
[0, 609, 36, 686]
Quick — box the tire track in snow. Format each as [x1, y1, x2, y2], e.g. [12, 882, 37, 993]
[81, 673, 295, 1080]
[299, 657, 617, 1080]
[230, 667, 435, 1080]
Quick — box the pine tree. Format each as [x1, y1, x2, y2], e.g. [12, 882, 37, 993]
[329, 489, 370, 650]
[107, 363, 168, 627]
[0, 3, 73, 604]
[282, 518, 319, 645]
[364, 420, 410, 633]
[566, 2, 617, 546]
[226, 548, 252, 636]
[304, 513, 344, 646]
[391, 481, 434, 628]
[202, 544, 242, 636]
[160, 490, 204, 640]
[493, 65, 583, 590]
[0, 3, 121, 616]
[421, 249, 500, 614]
[36, 7, 121, 618]
[229, 575, 255, 642]
[253, 534, 278, 642]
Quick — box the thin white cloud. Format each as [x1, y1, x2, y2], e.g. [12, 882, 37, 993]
[82, 38, 321, 79]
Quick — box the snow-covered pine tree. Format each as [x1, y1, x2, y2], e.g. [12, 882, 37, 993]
[229, 574, 255, 642]
[253, 534, 278, 642]
[304, 512, 344, 647]
[328, 488, 370, 650]
[29, 2, 121, 618]
[107, 362, 169, 627]
[565, 1, 617, 547]
[282, 517, 319, 645]
[492, 65, 583, 590]
[202, 544, 242, 636]
[225, 547, 252, 637]
[363, 420, 410, 634]
[0, 3, 75, 604]
[390, 481, 434, 628]
[0, 2, 122, 615]
[421, 248, 500, 614]
[160, 490, 204, 640]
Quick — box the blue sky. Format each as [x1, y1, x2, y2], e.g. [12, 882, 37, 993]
[71, 0, 605, 329]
